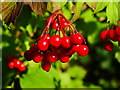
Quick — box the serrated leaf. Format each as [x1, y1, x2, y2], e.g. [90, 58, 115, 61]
[94, 2, 108, 13]
[1, 2, 23, 24]
[20, 62, 59, 88]
[70, 2, 83, 23]
[27, 2, 47, 16]
[47, 1, 67, 12]
[106, 2, 119, 24]
[86, 2, 97, 10]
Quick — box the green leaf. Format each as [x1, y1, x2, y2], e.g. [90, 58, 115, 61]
[70, 2, 83, 23]
[106, 2, 119, 24]
[94, 2, 108, 13]
[47, 1, 67, 12]
[20, 61, 59, 88]
[86, 2, 97, 10]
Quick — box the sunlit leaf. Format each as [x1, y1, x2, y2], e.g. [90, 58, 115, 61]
[70, 2, 83, 23]
[94, 2, 108, 13]
[106, 2, 119, 24]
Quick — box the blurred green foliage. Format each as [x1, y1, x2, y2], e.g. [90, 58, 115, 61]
[2, 2, 120, 89]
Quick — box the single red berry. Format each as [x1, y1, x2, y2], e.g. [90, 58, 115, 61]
[8, 61, 14, 69]
[40, 34, 50, 41]
[46, 17, 54, 24]
[116, 26, 120, 36]
[52, 21, 59, 29]
[47, 52, 58, 62]
[100, 30, 109, 41]
[61, 36, 71, 48]
[41, 61, 51, 72]
[13, 59, 21, 68]
[18, 63, 26, 71]
[112, 35, 119, 42]
[103, 41, 113, 51]
[72, 44, 80, 52]
[33, 53, 43, 63]
[70, 33, 83, 45]
[77, 45, 89, 56]
[30, 44, 39, 52]
[38, 39, 49, 51]
[59, 17, 68, 29]
[109, 29, 116, 40]
[60, 55, 69, 63]
[24, 50, 33, 61]
[50, 35, 61, 48]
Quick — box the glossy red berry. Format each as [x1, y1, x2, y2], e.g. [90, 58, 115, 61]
[72, 44, 80, 52]
[109, 29, 116, 40]
[50, 35, 61, 48]
[38, 39, 49, 51]
[61, 36, 71, 48]
[40, 34, 50, 41]
[33, 53, 43, 63]
[77, 45, 89, 56]
[13, 59, 21, 68]
[41, 61, 51, 72]
[104, 41, 113, 51]
[8, 61, 14, 69]
[100, 30, 109, 41]
[18, 63, 26, 71]
[52, 21, 59, 29]
[59, 17, 68, 29]
[47, 52, 58, 62]
[60, 55, 69, 63]
[46, 17, 54, 24]
[70, 33, 83, 45]
[116, 26, 120, 36]
[30, 44, 39, 52]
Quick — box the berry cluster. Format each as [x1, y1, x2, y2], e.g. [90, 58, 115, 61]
[100, 24, 120, 51]
[24, 11, 89, 72]
[6, 56, 26, 72]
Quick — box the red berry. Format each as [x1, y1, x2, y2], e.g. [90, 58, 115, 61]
[33, 53, 43, 63]
[70, 33, 83, 45]
[52, 21, 59, 29]
[47, 52, 58, 62]
[116, 26, 120, 36]
[24, 50, 33, 61]
[60, 55, 69, 63]
[40, 34, 50, 41]
[8, 61, 14, 69]
[18, 63, 26, 71]
[13, 59, 21, 68]
[72, 44, 80, 52]
[30, 44, 39, 52]
[77, 45, 89, 56]
[59, 17, 68, 29]
[38, 39, 49, 51]
[100, 30, 109, 41]
[50, 35, 61, 48]
[109, 29, 116, 40]
[61, 36, 71, 48]
[46, 17, 54, 24]
[104, 41, 113, 51]
[41, 61, 51, 72]
[112, 35, 119, 42]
